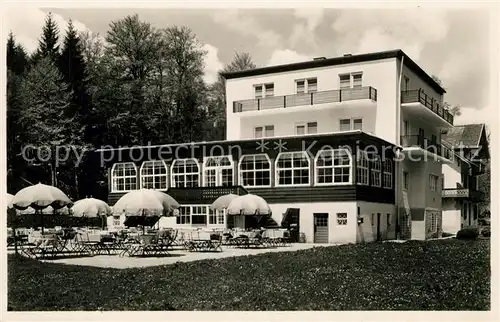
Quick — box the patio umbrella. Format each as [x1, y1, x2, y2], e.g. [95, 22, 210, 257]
[7, 193, 18, 254]
[7, 193, 14, 209]
[226, 194, 271, 215]
[210, 193, 238, 211]
[112, 189, 180, 232]
[12, 183, 72, 233]
[71, 197, 112, 229]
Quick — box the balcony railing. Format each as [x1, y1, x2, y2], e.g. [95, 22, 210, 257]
[167, 186, 248, 203]
[400, 135, 453, 160]
[442, 188, 484, 200]
[401, 89, 454, 125]
[233, 86, 378, 113]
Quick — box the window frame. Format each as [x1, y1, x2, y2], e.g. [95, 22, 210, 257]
[254, 125, 274, 138]
[275, 151, 311, 187]
[339, 117, 363, 132]
[254, 83, 274, 98]
[238, 154, 272, 188]
[336, 212, 348, 226]
[202, 156, 235, 187]
[111, 162, 138, 193]
[382, 159, 393, 189]
[295, 121, 318, 135]
[371, 154, 382, 187]
[429, 174, 439, 191]
[170, 158, 201, 188]
[139, 160, 168, 190]
[356, 150, 369, 186]
[295, 77, 318, 94]
[339, 72, 363, 89]
[314, 148, 353, 186]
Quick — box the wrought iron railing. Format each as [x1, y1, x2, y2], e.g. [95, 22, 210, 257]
[167, 186, 248, 203]
[233, 86, 377, 113]
[401, 89, 454, 124]
[400, 135, 453, 160]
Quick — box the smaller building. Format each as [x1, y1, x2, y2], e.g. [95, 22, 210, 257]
[441, 124, 489, 234]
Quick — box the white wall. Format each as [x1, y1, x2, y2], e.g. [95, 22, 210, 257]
[400, 65, 444, 103]
[411, 220, 426, 240]
[356, 202, 396, 243]
[442, 198, 461, 234]
[225, 58, 399, 144]
[268, 201, 357, 244]
[442, 162, 461, 189]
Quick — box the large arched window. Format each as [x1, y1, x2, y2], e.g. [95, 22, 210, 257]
[140, 160, 168, 190]
[203, 156, 234, 187]
[171, 159, 200, 188]
[275, 151, 311, 187]
[111, 162, 137, 192]
[356, 150, 369, 185]
[315, 148, 352, 185]
[371, 155, 382, 187]
[239, 154, 271, 187]
[383, 159, 393, 189]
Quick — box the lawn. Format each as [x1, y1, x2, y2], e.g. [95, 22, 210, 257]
[8, 239, 490, 311]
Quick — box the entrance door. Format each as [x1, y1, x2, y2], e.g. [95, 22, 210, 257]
[313, 213, 329, 243]
[203, 156, 234, 186]
[376, 213, 381, 241]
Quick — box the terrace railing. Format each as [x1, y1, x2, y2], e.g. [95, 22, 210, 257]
[400, 135, 453, 160]
[401, 89, 454, 125]
[167, 185, 248, 203]
[233, 86, 377, 113]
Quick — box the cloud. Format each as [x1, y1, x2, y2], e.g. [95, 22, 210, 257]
[289, 8, 325, 51]
[211, 9, 283, 48]
[331, 9, 449, 61]
[4, 7, 92, 53]
[202, 43, 224, 84]
[294, 8, 325, 31]
[267, 49, 312, 66]
[454, 105, 495, 128]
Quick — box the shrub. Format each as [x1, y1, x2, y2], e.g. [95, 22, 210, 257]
[481, 227, 491, 237]
[456, 228, 479, 240]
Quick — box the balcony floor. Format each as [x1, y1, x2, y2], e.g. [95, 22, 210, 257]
[401, 146, 453, 164]
[401, 102, 453, 128]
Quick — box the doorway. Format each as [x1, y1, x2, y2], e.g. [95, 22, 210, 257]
[376, 213, 381, 241]
[313, 213, 329, 243]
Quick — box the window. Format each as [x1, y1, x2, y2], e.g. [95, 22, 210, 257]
[254, 125, 274, 138]
[113, 215, 120, 227]
[239, 154, 271, 187]
[356, 151, 369, 185]
[192, 206, 208, 225]
[387, 213, 391, 226]
[171, 159, 200, 188]
[140, 160, 168, 190]
[339, 72, 363, 89]
[315, 148, 352, 185]
[383, 159, 393, 189]
[177, 206, 191, 225]
[276, 151, 311, 186]
[371, 213, 374, 226]
[265, 83, 274, 97]
[203, 156, 234, 187]
[111, 163, 137, 192]
[295, 122, 318, 135]
[336, 213, 347, 225]
[209, 209, 225, 225]
[404, 76, 410, 92]
[403, 171, 409, 190]
[296, 78, 318, 93]
[371, 155, 382, 187]
[254, 85, 263, 98]
[352, 73, 363, 88]
[339, 74, 351, 89]
[429, 174, 439, 191]
[339, 118, 363, 131]
[429, 212, 438, 232]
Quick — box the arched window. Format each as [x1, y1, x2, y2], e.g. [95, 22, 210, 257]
[140, 160, 168, 190]
[356, 150, 369, 185]
[275, 151, 311, 186]
[171, 159, 200, 188]
[383, 159, 393, 189]
[315, 148, 352, 185]
[203, 156, 234, 187]
[111, 162, 137, 192]
[371, 155, 382, 187]
[239, 154, 271, 187]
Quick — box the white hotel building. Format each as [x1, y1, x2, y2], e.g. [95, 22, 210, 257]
[99, 49, 488, 243]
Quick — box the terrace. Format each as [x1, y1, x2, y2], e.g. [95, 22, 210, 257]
[401, 89, 454, 126]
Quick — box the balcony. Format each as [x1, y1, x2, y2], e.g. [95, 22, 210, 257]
[401, 89, 454, 126]
[167, 186, 248, 204]
[233, 86, 377, 113]
[442, 188, 484, 200]
[400, 135, 453, 162]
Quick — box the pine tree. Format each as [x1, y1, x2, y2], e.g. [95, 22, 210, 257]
[59, 20, 92, 142]
[31, 12, 60, 65]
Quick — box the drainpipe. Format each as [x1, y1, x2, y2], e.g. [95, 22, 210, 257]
[396, 54, 405, 239]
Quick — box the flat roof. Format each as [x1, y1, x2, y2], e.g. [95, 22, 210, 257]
[220, 49, 446, 95]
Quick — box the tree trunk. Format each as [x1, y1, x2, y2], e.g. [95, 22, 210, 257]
[74, 167, 79, 199]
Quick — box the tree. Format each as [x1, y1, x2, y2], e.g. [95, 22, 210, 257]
[18, 56, 75, 188]
[431, 75, 461, 116]
[477, 130, 491, 216]
[207, 52, 257, 140]
[31, 12, 60, 66]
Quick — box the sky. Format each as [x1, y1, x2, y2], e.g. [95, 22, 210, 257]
[3, 6, 497, 127]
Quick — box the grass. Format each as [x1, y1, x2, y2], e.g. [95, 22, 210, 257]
[8, 239, 490, 311]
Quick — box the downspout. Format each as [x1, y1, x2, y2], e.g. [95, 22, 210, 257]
[396, 54, 405, 239]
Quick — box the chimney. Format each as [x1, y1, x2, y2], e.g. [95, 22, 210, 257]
[313, 57, 326, 61]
